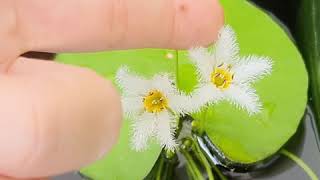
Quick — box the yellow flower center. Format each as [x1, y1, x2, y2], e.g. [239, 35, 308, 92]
[143, 90, 169, 113]
[211, 64, 234, 90]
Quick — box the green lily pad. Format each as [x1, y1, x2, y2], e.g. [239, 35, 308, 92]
[57, 50, 177, 179]
[177, 0, 308, 163]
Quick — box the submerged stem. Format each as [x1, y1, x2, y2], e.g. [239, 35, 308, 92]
[194, 136, 227, 180]
[280, 149, 318, 180]
[181, 149, 204, 180]
[212, 165, 227, 180]
[156, 157, 164, 180]
[193, 139, 215, 180]
[144, 150, 177, 180]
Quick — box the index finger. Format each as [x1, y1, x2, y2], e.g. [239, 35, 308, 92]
[16, 0, 224, 52]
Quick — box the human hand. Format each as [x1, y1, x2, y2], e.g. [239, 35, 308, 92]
[0, 0, 224, 179]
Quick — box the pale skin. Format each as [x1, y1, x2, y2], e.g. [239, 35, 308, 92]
[0, 0, 224, 179]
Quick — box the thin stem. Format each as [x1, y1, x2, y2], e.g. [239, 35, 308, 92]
[175, 50, 180, 88]
[181, 149, 204, 180]
[185, 159, 198, 180]
[193, 136, 227, 180]
[156, 157, 164, 180]
[212, 165, 227, 180]
[280, 149, 318, 180]
[193, 139, 215, 180]
[181, 150, 197, 179]
[185, 165, 194, 179]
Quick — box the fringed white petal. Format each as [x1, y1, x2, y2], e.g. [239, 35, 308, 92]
[131, 112, 157, 151]
[232, 56, 273, 84]
[155, 111, 177, 151]
[188, 47, 213, 82]
[151, 73, 177, 96]
[177, 120, 192, 141]
[189, 84, 223, 112]
[116, 66, 150, 95]
[121, 96, 144, 117]
[223, 85, 262, 115]
[168, 93, 193, 115]
[215, 25, 240, 65]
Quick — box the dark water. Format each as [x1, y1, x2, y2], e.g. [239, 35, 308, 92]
[54, 105, 320, 180]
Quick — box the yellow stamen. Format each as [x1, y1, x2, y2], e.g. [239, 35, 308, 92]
[143, 90, 169, 113]
[211, 64, 234, 90]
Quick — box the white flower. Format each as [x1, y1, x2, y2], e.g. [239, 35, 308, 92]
[116, 67, 190, 151]
[188, 25, 272, 115]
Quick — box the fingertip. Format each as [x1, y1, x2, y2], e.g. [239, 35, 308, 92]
[83, 68, 123, 159]
[171, 0, 225, 49]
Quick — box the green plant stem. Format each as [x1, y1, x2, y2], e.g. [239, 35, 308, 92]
[194, 138, 227, 180]
[181, 149, 204, 180]
[193, 139, 215, 180]
[175, 50, 180, 88]
[212, 165, 227, 180]
[182, 150, 197, 179]
[280, 149, 318, 180]
[156, 157, 164, 180]
[185, 160, 199, 180]
[185, 165, 194, 179]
